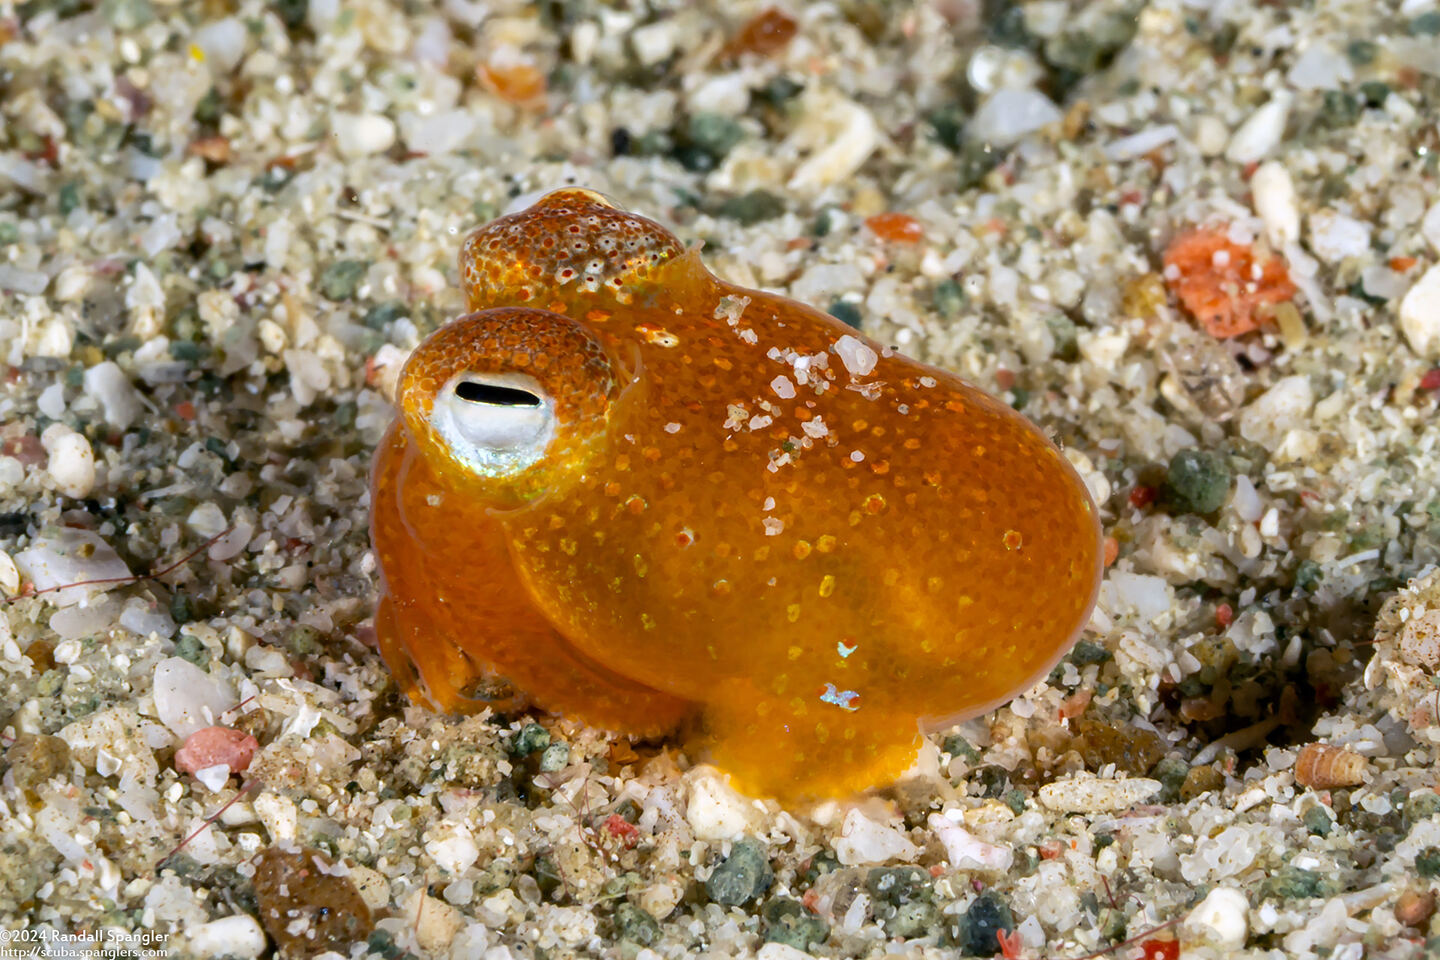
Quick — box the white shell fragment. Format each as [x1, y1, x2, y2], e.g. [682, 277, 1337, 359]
[1038, 776, 1162, 813]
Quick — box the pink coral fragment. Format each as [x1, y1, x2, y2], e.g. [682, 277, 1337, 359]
[175, 726, 258, 776]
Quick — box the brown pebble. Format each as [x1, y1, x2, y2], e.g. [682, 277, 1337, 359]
[1294, 743, 1368, 789]
[1397, 888, 1436, 928]
[1180, 764, 1226, 801]
[2, 733, 71, 793]
[253, 847, 373, 959]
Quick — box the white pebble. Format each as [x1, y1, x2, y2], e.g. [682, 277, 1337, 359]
[152, 656, 237, 738]
[630, 20, 678, 66]
[1185, 886, 1250, 949]
[1307, 209, 1372, 263]
[1225, 94, 1291, 164]
[833, 808, 918, 865]
[1285, 44, 1352, 91]
[332, 112, 397, 158]
[254, 792, 297, 843]
[194, 18, 248, 73]
[1238, 375, 1314, 451]
[685, 769, 759, 841]
[53, 264, 91, 302]
[969, 88, 1062, 148]
[398, 109, 476, 155]
[14, 529, 131, 607]
[1194, 115, 1229, 156]
[0, 550, 18, 595]
[83, 361, 143, 429]
[186, 915, 266, 959]
[834, 335, 878, 377]
[52, 639, 82, 665]
[927, 812, 1013, 871]
[1422, 201, 1440, 254]
[194, 764, 232, 793]
[187, 502, 228, 538]
[770, 375, 796, 400]
[425, 820, 480, 874]
[41, 424, 95, 498]
[1038, 775, 1162, 813]
[1400, 263, 1440, 358]
[37, 382, 65, 419]
[1251, 162, 1299, 246]
[399, 889, 466, 957]
[788, 98, 879, 190]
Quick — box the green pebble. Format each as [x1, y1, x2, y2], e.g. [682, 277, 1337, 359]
[101, 0, 153, 29]
[287, 625, 323, 656]
[511, 723, 551, 756]
[717, 190, 785, 225]
[800, 850, 840, 888]
[685, 112, 745, 161]
[957, 890, 1014, 956]
[957, 139, 1001, 190]
[168, 340, 207, 363]
[1405, 793, 1440, 830]
[927, 103, 967, 152]
[942, 734, 980, 763]
[1153, 756, 1189, 802]
[173, 633, 210, 668]
[1418, 847, 1440, 878]
[1302, 805, 1333, 837]
[1346, 39, 1377, 65]
[538, 742, 570, 773]
[1294, 559, 1322, 593]
[706, 837, 773, 906]
[867, 867, 936, 938]
[613, 903, 660, 946]
[0, 222, 19, 244]
[1408, 11, 1440, 35]
[866, 866, 931, 907]
[828, 300, 862, 329]
[1046, 313, 1079, 361]
[362, 301, 409, 330]
[1165, 448, 1231, 514]
[933, 278, 965, 319]
[36, 669, 65, 698]
[1260, 865, 1336, 900]
[58, 183, 81, 216]
[271, 0, 308, 30]
[1069, 640, 1111, 666]
[474, 858, 515, 895]
[169, 592, 197, 625]
[763, 897, 830, 949]
[319, 260, 369, 301]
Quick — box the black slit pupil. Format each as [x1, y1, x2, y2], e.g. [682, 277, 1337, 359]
[454, 381, 542, 406]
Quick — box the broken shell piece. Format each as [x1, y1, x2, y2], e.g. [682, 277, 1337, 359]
[1399, 610, 1440, 669]
[1293, 743, 1368, 788]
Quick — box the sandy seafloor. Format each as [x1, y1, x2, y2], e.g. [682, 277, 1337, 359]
[3, 0, 1440, 957]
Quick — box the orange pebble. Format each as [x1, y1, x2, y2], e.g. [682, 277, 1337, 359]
[479, 61, 546, 105]
[1162, 226, 1296, 338]
[370, 189, 1102, 802]
[865, 212, 925, 244]
[725, 7, 798, 57]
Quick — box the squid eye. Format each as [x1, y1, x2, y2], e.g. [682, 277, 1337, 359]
[454, 381, 543, 407]
[431, 373, 556, 476]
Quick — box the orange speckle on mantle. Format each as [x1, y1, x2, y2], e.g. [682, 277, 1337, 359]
[1162, 226, 1296, 338]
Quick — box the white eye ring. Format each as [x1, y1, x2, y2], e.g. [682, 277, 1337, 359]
[431, 372, 555, 477]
